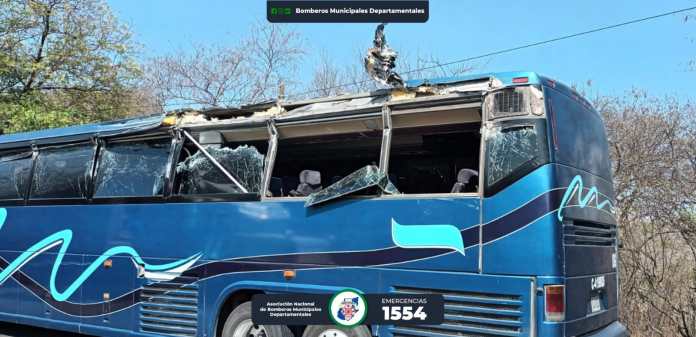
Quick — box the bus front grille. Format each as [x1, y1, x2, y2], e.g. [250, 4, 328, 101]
[391, 286, 523, 337]
[563, 220, 617, 246]
[140, 277, 199, 337]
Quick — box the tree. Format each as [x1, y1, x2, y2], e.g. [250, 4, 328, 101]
[144, 22, 304, 109]
[0, 0, 144, 133]
[0, 0, 140, 94]
[144, 44, 251, 108]
[309, 52, 347, 97]
[596, 91, 696, 337]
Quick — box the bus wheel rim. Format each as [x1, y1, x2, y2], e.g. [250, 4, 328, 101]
[319, 328, 350, 337]
[233, 319, 267, 337]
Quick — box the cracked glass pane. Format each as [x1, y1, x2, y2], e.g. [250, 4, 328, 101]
[484, 124, 539, 186]
[177, 145, 264, 195]
[305, 165, 399, 207]
[94, 139, 172, 197]
[31, 145, 94, 199]
[0, 152, 33, 200]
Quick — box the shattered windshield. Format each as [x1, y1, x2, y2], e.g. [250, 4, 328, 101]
[177, 145, 265, 194]
[305, 165, 399, 207]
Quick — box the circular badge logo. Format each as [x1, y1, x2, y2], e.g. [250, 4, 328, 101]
[328, 289, 367, 327]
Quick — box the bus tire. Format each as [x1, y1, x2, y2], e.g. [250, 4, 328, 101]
[221, 301, 293, 337]
[301, 325, 371, 337]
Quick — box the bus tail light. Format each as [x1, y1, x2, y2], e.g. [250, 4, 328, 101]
[544, 285, 565, 322]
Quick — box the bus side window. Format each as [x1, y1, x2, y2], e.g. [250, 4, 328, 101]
[93, 139, 172, 198]
[30, 144, 94, 199]
[0, 151, 33, 200]
[175, 134, 267, 195]
[270, 129, 382, 198]
[388, 123, 481, 194]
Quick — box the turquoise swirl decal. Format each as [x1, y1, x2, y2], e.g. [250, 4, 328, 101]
[0, 208, 201, 302]
[558, 175, 614, 221]
[391, 218, 465, 255]
[0, 208, 5, 231]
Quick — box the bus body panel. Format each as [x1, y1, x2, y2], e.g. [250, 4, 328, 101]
[0, 196, 482, 336]
[198, 267, 538, 337]
[481, 164, 561, 276]
[0, 197, 480, 269]
[543, 82, 622, 336]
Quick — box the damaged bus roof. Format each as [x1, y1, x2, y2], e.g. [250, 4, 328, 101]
[0, 71, 547, 150]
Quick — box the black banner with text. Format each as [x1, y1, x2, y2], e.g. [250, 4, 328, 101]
[267, 1, 429, 23]
[252, 291, 443, 327]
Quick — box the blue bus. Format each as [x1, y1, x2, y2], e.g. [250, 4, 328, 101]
[0, 71, 627, 337]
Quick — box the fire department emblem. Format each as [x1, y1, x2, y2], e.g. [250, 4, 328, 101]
[329, 289, 367, 327]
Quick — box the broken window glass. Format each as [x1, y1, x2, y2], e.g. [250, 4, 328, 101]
[31, 145, 94, 199]
[93, 139, 171, 198]
[177, 145, 265, 195]
[305, 165, 399, 207]
[484, 123, 542, 188]
[0, 151, 33, 200]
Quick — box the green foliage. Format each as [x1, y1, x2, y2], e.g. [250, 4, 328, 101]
[0, 94, 90, 134]
[0, 0, 145, 134]
[0, 0, 141, 94]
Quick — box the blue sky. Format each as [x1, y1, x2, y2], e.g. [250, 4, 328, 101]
[107, 0, 696, 100]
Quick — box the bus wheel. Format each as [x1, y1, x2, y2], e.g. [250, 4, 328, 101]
[301, 325, 371, 337]
[221, 302, 293, 337]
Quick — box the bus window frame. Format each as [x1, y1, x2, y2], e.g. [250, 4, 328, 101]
[260, 120, 278, 200]
[168, 126, 269, 202]
[265, 114, 384, 201]
[90, 134, 176, 202]
[376, 105, 483, 199]
[480, 85, 551, 198]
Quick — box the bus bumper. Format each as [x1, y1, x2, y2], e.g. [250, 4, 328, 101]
[583, 322, 629, 337]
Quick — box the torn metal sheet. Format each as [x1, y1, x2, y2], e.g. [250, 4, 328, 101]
[177, 145, 265, 194]
[305, 165, 398, 207]
[286, 95, 389, 117]
[364, 24, 404, 88]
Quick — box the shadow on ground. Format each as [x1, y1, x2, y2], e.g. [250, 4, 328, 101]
[0, 323, 88, 337]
